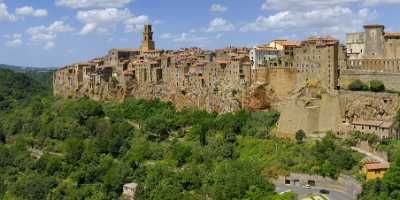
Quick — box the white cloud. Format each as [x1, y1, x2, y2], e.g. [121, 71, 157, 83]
[124, 15, 150, 32]
[0, 3, 16, 22]
[55, 0, 133, 9]
[4, 34, 22, 47]
[161, 32, 208, 44]
[173, 33, 208, 43]
[206, 17, 235, 32]
[44, 41, 55, 49]
[160, 33, 172, 39]
[261, 0, 357, 11]
[76, 8, 149, 35]
[261, 0, 400, 10]
[362, 0, 400, 5]
[16, 6, 48, 17]
[210, 4, 228, 13]
[26, 21, 74, 49]
[244, 0, 377, 38]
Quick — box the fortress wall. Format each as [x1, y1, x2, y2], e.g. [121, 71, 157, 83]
[276, 99, 321, 135]
[318, 94, 342, 133]
[295, 69, 321, 87]
[385, 38, 400, 58]
[340, 70, 400, 91]
[276, 90, 400, 136]
[265, 68, 297, 97]
[252, 68, 320, 98]
[276, 94, 340, 135]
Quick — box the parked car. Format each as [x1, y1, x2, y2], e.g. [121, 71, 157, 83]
[279, 190, 292, 195]
[320, 189, 330, 194]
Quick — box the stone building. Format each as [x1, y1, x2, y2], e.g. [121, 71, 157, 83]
[293, 36, 347, 92]
[140, 24, 155, 52]
[362, 162, 390, 180]
[54, 24, 400, 139]
[249, 45, 280, 69]
[347, 24, 400, 60]
[122, 182, 137, 200]
[343, 24, 400, 91]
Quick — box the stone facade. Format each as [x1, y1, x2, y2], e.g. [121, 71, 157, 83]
[122, 183, 137, 200]
[54, 24, 400, 138]
[140, 24, 155, 52]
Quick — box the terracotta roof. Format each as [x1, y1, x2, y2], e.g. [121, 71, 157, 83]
[216, 60, 228, 64]
[385, 32, 400, 38]
[352, 120, 394, 128]
[307, 35, 337, 42]
[255, 45, 279, 51]
[113, 48, 140, 52]
[272, 40, 301, 47]
[364, 162, 390, 170]
[124, 183, 138, 189]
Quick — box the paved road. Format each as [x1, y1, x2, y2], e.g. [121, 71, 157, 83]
[351, 146, 387, 163]
[276, 184, 356, 200]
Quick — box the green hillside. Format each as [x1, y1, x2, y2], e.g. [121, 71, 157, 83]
[0, 68, 399, 200]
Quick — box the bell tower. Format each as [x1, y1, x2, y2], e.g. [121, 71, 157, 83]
[140, 24, 155, 52]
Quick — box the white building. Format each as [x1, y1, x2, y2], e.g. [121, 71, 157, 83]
[249, 45, 280, 69]
[123, 182, 138, 200]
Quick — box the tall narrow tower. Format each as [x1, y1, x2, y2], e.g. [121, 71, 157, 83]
[363, 24, 385, 58]
[140, 24, 155, 52]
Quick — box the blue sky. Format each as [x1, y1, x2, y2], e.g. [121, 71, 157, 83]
[1, 0, 400, 67]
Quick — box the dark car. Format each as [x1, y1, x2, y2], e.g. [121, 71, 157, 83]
[320, 189, 330, 194]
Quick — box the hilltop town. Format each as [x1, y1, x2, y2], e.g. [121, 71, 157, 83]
[54, 24, 400, 139]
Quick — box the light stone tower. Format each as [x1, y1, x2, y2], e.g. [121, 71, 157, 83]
[363, 24, 385, 58]
[140, 24, 155, 52]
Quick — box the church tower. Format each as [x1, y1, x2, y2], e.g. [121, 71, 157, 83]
[140, 24, 155, 52]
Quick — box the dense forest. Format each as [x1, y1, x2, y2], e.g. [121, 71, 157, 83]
[0, 68, 400, 199]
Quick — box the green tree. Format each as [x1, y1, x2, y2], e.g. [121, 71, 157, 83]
[208, 160, 275, 200]
[67, 98, 104, 125]
[369, 80, 385, 92]
[383, 152, 400, 196]
[171, 142, 192, 167]
[295, 129, 306, 144]
[10, 173, 57, 200]
[65, 137, 84, 163]
[348, 79, 367, 91]
[0, 130, 5, 144]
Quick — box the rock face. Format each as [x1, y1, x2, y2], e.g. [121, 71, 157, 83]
[340, 91, 399, 123]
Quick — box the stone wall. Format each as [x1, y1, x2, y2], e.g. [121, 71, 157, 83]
[276, 93, 341, 135]
[276, 90, 399, 136]
[340, 70, 400, 91]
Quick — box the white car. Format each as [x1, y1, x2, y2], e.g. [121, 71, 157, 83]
[279, 190, 292, 195]
[303, 184, 312, 189]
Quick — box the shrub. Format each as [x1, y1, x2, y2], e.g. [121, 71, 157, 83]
[368, 80, 385, 92]
[348, 79, 367, 91]
[295, 129, 306, 144]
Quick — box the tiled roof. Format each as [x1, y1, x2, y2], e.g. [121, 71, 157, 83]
[364, 162, 390, 170]
[272, 40, 301, 46]
[384, 32, 400, 38]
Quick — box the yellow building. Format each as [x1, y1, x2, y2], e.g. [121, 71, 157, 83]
[362, 162, 390, 180]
